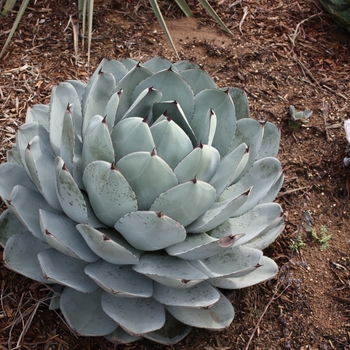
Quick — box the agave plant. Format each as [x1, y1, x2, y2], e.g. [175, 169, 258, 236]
[319, 0, 350, 32]
[0, 57, 284, 345]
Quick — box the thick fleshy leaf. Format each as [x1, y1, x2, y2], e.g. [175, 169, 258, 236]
[209, 143, 249, 197]
[54, 157, 88, 223]
[3, 232, 51, 283]
[39, 209, 99, 262]
[119, 57, 138, 71]
[174, 144, 220, 183]
[243, 216, 284, 250]
[122, 87, 162, 120]
[190, 246, 263, 278]
[49, 83, 82, 155]
[224, 87, 250, 120]
[153, 281, 220, 308]
[225, 118, 264, 181]
[166, 290, 234, 329]
[173, 60, 198, 71]
[114, 211, 186, 251]
[219, 157, 282, 217]
[180, 68, 217, 95]
[6, 147, 22, 165]
[85, 261, 153, 298]
[256, 121, 281, 160]
[0, 209, 28, 247]
[77, 224, 140, 265]
[209, 255, 278, 289]
[24, 135, 61, 211]
[150, 180, 216, 227]
[210, 203, 282, 246]
[114, 64, 154, 122]
[190, 89, 236, 156]
[101, 292, 165, 335]
[141, 57, 174, 72]
[82, 115, 115, 170]
[150, 115, 193, 169]
[166, 232, 241, 260]
[82, 71, 116, 135]
[105, 328, 142, 344]
[104, 91, 120, 132]
[83, 161, 138, 226]
[60, 288, 118, 336]
[8, 185, 58, 241]
[26, 104, 50, 131]
[151, 101, 197, 145]
[59, 105, 75, 174]
[131, 68, 195, 121]
[38, 249, 98, 292]
[0, 163, 37, 200]
[190, 108, 217, 147]
[133, 253, 208, 289]
[111, 117, 155, 162]
[261, 172, 284, 203]
[186, 189, 250, 234]
[116, 151, 178, 210]
[16, 122, 50, 164]
[143, 311, 192, 345]
[67, 80, 86, 103]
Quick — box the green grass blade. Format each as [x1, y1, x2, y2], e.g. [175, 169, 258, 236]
[197, 0, 232, 35]
[87, 0, 94, 63]
[0, 0, 30, 59]
[174, 0, 193, 17]
[2, 0, 17, 16]
[149, 0, 179, 59]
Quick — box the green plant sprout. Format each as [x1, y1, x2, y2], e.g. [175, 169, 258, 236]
[312, 225, 331, 251]
[289, 235, 306, 254]
[288, 105, 312, 129]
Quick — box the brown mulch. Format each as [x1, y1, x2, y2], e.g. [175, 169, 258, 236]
[1, 0, 350, 349]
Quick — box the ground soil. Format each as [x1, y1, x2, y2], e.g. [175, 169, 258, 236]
[0, 0, 350, 349]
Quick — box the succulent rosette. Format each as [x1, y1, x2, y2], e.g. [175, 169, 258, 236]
[0, 57, 284, 345]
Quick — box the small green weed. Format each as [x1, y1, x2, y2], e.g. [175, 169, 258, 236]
[289, 235, 306, 254]
[312, 225, 331, 251]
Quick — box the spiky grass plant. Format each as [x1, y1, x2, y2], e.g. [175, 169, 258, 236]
[0, 57, 284, 345]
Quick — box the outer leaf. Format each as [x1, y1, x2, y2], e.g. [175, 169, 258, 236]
[144, 311, 192, 345]
[38, 249, 99, 292]
[166, 232, 241, 261]
[224, 87, 250, 121]
[82, 115, 115, 170]
[150, 115, 193, 169]
[256, 121, 281, 160]
[54, 157, 88, 224]
[189, 246, 263, 278]
[24, 135, 61, 211]
[77, 224, 141, 265]
[114, 211, 186, 251]
[209, 143, 249, 197]
[132, 253, 208, 289]
[0, 209, 28, 247]
[8, 185, 58, 241]
[111, 117, 155, 162]
[101, 292, 165, 335]
[219, 157, 282, 217]
[152, 281, 220, 308]
[3, 232, 51, 283]
[39, 209, 99, 262]
[174, 144, 220, 183]
[185, 189, 250, 234]
[0, 163, 38, 200]
[166, 290, 234, 329]
[105, 328, 142, 344]
[141, 57, 174, 72]
[149, 180, 217, 227]
[116, 151, 178, 210]
[85, 261, 153, 298]
[83, 161, 138, 226]
[209, 256, 278, 289]
[60, 288, 118, 336]
[25, 104, 50, 131]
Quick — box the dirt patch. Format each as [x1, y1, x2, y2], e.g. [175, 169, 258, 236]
[1, 0, 350, 349]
